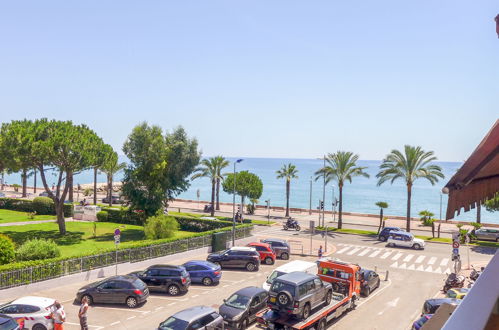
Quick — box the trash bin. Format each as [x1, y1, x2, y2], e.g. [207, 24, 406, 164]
[212, 232, 228, 252]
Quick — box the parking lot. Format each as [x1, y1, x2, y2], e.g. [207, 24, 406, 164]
[0, 227, 495, 330]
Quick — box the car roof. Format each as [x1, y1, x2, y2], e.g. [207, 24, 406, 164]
[105, 275, 141, 282]
[426, 298, 461, 305]
[276, 271, 316, 284]
[147, 264, 183, 270]
[359, 268, 376, 275]
[262, 238, 287, 243]
[173, 306, 217, 322]
[183, 260, 215, 267]
[274, 260, 317, 273]
[383, 227, 401, 230]
[11, 296, 55, 307]
[233, 286, 266, 297]
[248, 242, 271, 248]
[390, 231, 413, 237]
[230, 246, 256, 252]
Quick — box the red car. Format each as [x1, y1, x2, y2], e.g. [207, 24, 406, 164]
[247, 242, 276, 265]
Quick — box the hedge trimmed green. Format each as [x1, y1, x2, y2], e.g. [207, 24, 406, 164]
[0, 197, 73, 217]
[16, 239, 61, 261]
[32, 197, 54, 215]
[96, 211, 108, 222]
[0, 234, 15, 265]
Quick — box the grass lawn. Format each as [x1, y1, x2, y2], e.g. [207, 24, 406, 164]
[0, 209, 55, 224]
[0, 221, 194, 258]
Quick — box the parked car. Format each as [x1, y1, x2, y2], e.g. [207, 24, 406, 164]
[412, 314, 433, 330]
[0, 296, 57, 330]
[76, 275, 149, 308]
[263, 260, 318, 291]
[446, 287, 470, 299]
[387, 232, 425, 250]
[474, 228, 499, 242]
[378, 227, 403, 242]
[38, 191, 54, 197]
[0, 192, 6, 198]
[102, 195, 124, 204]
[158, 306, 223, 330]
[219, 286, 268, 329]
[207, 247, 260, 272]
[359, 269, 381, 297]
[0, 314, 21, 330]
[268, 271, 333, 320]
[260, 238, 290, 260]
[129, 265, 190, 296]
[182, 260, 221, 286]
[422, 298, 461, 315]
[247, 242, 276, 265]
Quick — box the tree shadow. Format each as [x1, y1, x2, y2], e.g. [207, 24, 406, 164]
[1, 230, 85, 246]
[93, 228, 145, 242]
[470, 245, 497, 255]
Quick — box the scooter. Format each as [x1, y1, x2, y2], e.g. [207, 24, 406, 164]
[283, 219, 301, 231]
[443, 272, 466, 292]
[470, 265, 483, 282]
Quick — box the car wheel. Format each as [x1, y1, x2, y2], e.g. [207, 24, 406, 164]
[168, 284, 180, 296]
[301, 303, 311, 320]
[325, 290, 332, 305]
[265, 257, 274, 265]
[238, 318, 249, 330]
[364, 287, 371, 297]
[317, 318, 327, 330]
[277, 291, 293, 307]
[380, 236, 387, 242]
[32, 324, 47, 330]
[81, 294, 93, 305]
[281, 252, 289, 260]
[202, 277, 213, 286]
[246, 262, 256, 272]
[413, 243, 421, 250]
[126, 296, 138, 308]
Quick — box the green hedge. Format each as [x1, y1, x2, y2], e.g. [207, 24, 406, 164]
[0, 197, 73, 217]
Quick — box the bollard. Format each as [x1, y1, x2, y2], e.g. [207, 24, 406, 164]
[385, 270, 389, 281]
[375, 266, 377, 273]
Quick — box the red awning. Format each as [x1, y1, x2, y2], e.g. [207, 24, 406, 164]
[445, 120, 499, 219]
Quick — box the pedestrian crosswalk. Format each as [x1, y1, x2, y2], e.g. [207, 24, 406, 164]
[336, 243, 451, 274]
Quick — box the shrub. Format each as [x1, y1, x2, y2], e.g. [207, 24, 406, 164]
[144, 214, 179, 240]
[84, 188, 92, 196]
[12, 184, 21, 192]
[0, 197, 73, 217]
[16, 239, 61, 261]
[0, 234, 15, 265]
[32, 197, 55, 214]
[27, 211, 37, 220]
[96, 211, 108, 222]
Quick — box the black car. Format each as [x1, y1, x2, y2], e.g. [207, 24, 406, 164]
[359, 269, 380, 297]
[378, 227, 403, 242]
[129, 264, 191, 296]
[76, 275, 149, 308]
[0, 314, 20, 330]
[159, 306, 224, 330]
[102, 195, 124, 204]
[207, 247, 261, 272]
[219, 286, 268, 329]
[422, 298, 461, 315]
[260, 238, 290, 260]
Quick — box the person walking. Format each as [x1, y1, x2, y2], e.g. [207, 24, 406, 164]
[51, 301, 65, 330]
[318, 245, 323, 259]
[78, 296, 89, 330]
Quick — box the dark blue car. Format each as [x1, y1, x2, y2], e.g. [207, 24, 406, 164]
[183, 260, 222, 286]
[378, 227, 403, 242]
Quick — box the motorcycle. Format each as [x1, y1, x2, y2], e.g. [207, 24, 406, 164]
[442, 272, 466, 292]
[469, 265, 483, 282]
[283, 219, 301, 231]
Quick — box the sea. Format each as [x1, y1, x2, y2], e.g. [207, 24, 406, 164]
[3, 157, 497, 224]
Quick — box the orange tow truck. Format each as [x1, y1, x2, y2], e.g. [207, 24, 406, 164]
[256, 259, 362, 330]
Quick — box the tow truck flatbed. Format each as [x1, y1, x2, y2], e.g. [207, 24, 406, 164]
[257, 293, 354, 330]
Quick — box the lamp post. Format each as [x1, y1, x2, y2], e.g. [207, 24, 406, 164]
[309, 177, 312, 215]
[322, 155, 326, 227]
[331, 185, 335, 222]
[232, 159, 243, 246]
[265, 199, 271, 224]
[439, 192, 442, 222]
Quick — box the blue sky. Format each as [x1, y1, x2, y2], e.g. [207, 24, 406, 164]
[0, 1, 497, 161]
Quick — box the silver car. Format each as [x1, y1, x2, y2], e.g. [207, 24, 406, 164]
[475, 228, 499, 242]
[158, 306, 224, 330]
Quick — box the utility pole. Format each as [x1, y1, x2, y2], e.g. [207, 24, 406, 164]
[322, 155, 326, 227]
[232, 159, 243, 246]
[309, 177, 312, 215]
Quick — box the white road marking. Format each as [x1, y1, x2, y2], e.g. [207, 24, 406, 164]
[358, 249, 372, 257]
[377, 297, 400, 315]
[90, 306, 149, 313]
[223, 285, 230, 288]
[369, 250, 381, 258]
[390, 261, 398, 268]
[336, 246, 351, 254]
[168, 302, 176, 306]
[155, 307, 164, 310]
[417, 265, 425, 271]
[126, 316, 136, 320]
[440, 258, 449, 266]
[407, 264, 416, 270]
[391, 253, 403, 260]
[403, 254, 414, 262]
[148, 296, 188, 301]
[109, 321, 120, 326]
[380, 251, 393, 259]
[65, 322, 103, 329]
[444, 268, 452, 274]
[192, 295, 199, 298]
[415, 256, 426, 263]
[425, 266, 433, 272]
[398, 263, 407, 269]
[433, 267, 443, 274]
[356, 279, 392, 308]
[347, 247, 361, 255]
[428, 257, 437, 265]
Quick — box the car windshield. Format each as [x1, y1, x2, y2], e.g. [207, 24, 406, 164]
[133, 279, 147, 290]
[0, 318, 18, 330]
[158, 316, 189, 330]
[271, 281, 295, 295]
[225, 294, 251, 310]
[266, 271, 285, 284]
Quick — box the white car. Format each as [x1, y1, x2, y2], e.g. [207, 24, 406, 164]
[0, 296, 58, 330]
[263, 260, 318, 291]
[387, 232, 425, 250]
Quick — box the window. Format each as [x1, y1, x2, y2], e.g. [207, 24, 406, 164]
[314, 278, 322, 288]
[159, 270, 173, 276]
[99, 281, 118, 290]
[20, 305, 41, 313]
[251, 296, 260, 307]
[0, 304, 20, 314]
[259, 292, 269, 302]
[115, 281, 132, 289]
[146, 269, 159, 276]
[255, 246, 266, 251]
[298, 283, 308, 297]
[306, 280, 315, 291]
[199, 314, 216, 326]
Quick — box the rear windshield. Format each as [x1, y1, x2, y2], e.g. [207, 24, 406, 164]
[0, 318, 18, 330]
[271, 281, 295, 295]
[133, 279, 147, 290]
[266, 271, 285, 284]
[158, 317, 189, 330]
[181, 270, 188, 277]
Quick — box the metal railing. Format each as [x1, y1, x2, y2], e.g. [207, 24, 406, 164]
[0, 226, 252, 290]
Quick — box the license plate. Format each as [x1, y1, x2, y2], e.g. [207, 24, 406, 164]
[270, 297, 276, 303]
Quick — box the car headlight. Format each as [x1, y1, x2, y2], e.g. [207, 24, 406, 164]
[232, 313, 243, 322]
[78, 289, 86, 293]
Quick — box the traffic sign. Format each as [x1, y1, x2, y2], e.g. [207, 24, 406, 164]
[114, 235, 120, 244]
[453, 241, 460, 249]
[114, 228, 121, 236]
[452, 248, 459, 255]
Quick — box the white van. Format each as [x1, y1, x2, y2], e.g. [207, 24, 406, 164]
[262, 260, 318, 291]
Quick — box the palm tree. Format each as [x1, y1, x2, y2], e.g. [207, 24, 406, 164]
[315, 152, 369, 229]
[376, 145, 444, 232]
[192, 157, 225, 216]
[213, 156, 229, 211]
[276, 164, 299, 217]
[375, 201, 389, 234]
[100, 152, 126, 207]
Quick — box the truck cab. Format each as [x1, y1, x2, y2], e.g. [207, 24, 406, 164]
[316, 259, 362, 302]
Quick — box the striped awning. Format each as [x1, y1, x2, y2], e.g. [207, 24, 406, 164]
[444, 120, 499, 219]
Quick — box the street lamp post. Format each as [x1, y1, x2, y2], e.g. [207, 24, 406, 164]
[232, 159, 243, 246]
[322, 155, 326, 227]
[309, 177, 312, 215]
[266, 199, 270, 224]
[439, 192, 442, 222]
[332, 185, 335, 222]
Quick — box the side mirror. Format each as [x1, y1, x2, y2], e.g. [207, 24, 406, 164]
[223, 299, 226, 303]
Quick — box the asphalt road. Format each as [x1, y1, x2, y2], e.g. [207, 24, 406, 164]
[1, 227, 495, 330]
